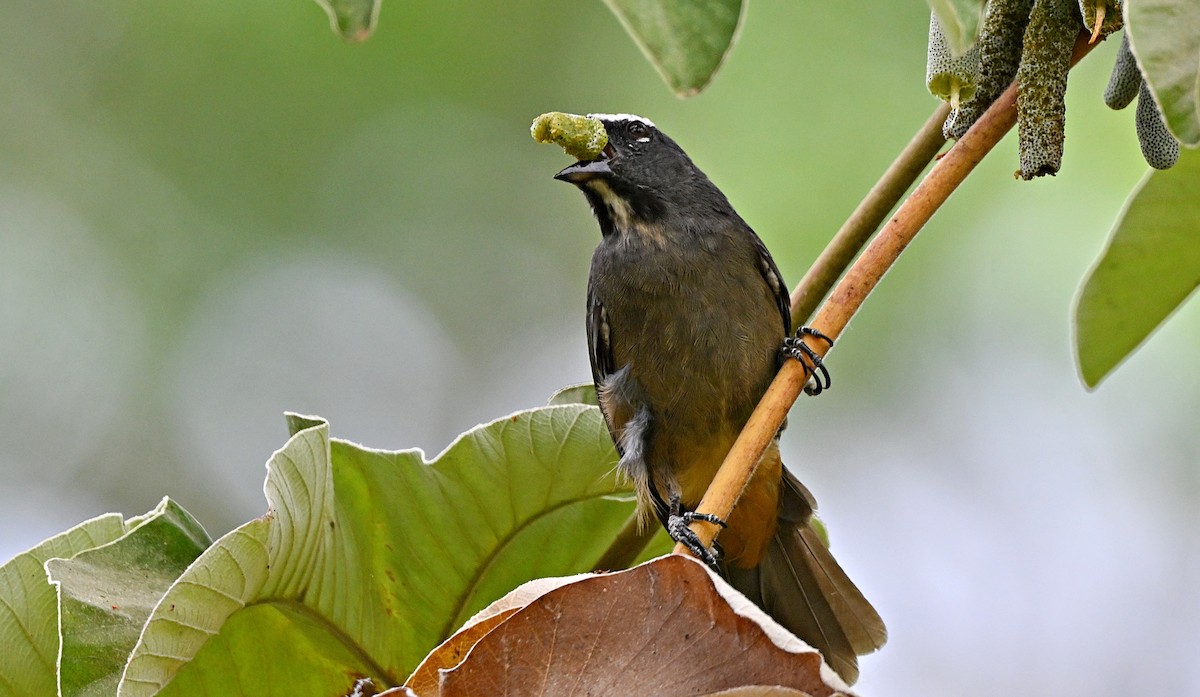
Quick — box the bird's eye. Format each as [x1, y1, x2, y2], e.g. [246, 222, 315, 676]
[627, 121, 649, 138]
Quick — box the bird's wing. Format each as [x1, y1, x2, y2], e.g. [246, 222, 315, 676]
[588, 281, 672, 526]
[749, 230, 792, 335]
[586, 281, 622, 453]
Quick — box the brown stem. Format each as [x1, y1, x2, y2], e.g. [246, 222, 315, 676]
[677, 31, 1099, 556]
[790, 103, 951, 327]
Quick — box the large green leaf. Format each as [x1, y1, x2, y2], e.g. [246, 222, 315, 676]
[926, 0, 986, 57]
[119, 406, 638, 696]
[0, 514, 127, 697]
[150, 603, 378, 695]
[1126, 0, 1200, 146]
[312, 0, 382, 42]
[1074, 147, 1200, 387]
[601, 0, 744, 97]
[47, 498, 211, 697]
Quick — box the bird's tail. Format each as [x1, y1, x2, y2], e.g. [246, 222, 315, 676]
[722, 469, 887, 685]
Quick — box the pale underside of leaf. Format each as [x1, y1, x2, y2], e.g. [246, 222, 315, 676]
[927, 0, 987, 57]
[1126, 0, 1200, 145]
[48, 498, 211, 697]
[118, 406, 638, 695]
[0, 514, 128, 697]
[1074, 147, 1200, 386]
[601, 0, 744, 97]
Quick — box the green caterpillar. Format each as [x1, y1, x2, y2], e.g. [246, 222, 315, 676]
[530, 112, 608, 161]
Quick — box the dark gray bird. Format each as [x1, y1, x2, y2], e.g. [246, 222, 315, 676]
[554, 113, 886, 684]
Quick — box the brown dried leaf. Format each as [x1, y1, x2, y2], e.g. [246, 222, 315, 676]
[429, 555, 852, 697]
[705, 688, 825, 697]
[405, 608, 519, 695]
[405, 574, 595, 695]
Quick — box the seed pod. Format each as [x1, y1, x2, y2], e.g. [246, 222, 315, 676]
[1016, 0, 1081, 179]
[1135, 81, 1180, 169]
[927, 12, 981, 109]
[1078, 0, 1122, 43]
[1103, 33, 1140, 110]
[945, 0, 1036, 139]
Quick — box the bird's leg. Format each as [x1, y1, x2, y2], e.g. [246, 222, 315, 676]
[667, 493, 726, 568]
[781, 327, 834, 396]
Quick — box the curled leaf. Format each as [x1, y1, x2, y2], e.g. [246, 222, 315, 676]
[427, 555, 854, 697]
[0, 514, 129, 697]
[47, 498, 210, 697]
[117, 407, 637, 696]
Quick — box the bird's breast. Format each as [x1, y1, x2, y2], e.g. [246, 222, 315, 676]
[590, 226, 781, 441]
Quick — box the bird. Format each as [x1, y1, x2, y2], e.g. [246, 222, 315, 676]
[553, 113, 887, 684]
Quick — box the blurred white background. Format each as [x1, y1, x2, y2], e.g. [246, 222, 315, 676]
[1, 1, 1196, 694]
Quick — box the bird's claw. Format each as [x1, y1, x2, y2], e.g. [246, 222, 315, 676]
[781, 327, 833, 396]
[667, 494, 725, 567]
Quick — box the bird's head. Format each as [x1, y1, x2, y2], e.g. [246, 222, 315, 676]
[552, 113, 733, 236]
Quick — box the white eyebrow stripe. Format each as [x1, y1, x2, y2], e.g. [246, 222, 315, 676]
[587, 113, 656, 128]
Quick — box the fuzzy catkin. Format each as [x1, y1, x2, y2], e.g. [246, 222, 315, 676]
[945, 0, 1037, 139]
[1016, 0, 1081, 179]
[1103, 33, 1140, 110]
[1135, 81, 1180, 169]
[927, 12, 981, 107]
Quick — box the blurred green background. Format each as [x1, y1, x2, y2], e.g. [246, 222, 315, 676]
[2, 1, 1196, 694]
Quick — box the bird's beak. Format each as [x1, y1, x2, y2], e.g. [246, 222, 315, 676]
[554, 144, 617, 183]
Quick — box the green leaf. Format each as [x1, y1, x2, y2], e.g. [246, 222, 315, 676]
[119, 406, 634, 695]
[926, 0, 987, 57]
[312, 0, 382, 42]
[547, 382, 599, 406]
[121, 519, 273, 697]
[0, 514, 127, 697]
[47, 498, 211, 697]
[153, 603, 378, 695]
[601, 0, 744, 97]
[1126, 0, 1200, 146]
[1074, 147, 1200, 386]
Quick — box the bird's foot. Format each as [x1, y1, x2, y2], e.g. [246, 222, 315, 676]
[781, 327, 834, 396]
[667, 494, 725, 567]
